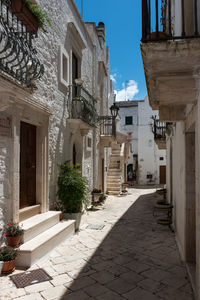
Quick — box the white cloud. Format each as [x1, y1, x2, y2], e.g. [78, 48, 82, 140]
[110, 73, 117, 84]
[115, 80, 139, 102]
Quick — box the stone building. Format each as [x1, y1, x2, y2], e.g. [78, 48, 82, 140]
[117, 97, 166, 185]
[141, 0, 200, 297]
[0, 0, 128, 267]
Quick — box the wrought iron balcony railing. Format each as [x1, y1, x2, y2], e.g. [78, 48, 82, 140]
[152, 118, 167, 140]
[68, 85, 98, 127]
[142, 0, 200, 42]
[99, 116, 116, 137]
[0, 0, 44, 87]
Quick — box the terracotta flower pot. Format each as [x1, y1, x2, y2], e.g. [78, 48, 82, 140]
[6, 235, 22, 247]
[1, 260, 15, 274]
[11, 0, 38, 33]
[59, 212, 63, 221]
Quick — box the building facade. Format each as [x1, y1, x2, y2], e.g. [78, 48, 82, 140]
[117, 97, 166, 185]
[0, 0, 126, 266]
[141, 0, 200, 297]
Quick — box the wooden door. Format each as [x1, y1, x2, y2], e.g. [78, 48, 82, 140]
[20, 122, 36, 209]
[160, 165, 166, 184]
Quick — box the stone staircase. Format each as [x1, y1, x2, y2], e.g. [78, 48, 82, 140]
[106, 144, 122, 195]
[16, 211, 75, 268]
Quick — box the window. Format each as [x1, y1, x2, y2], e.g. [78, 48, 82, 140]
[160, 157, 164, 161]
[125, 116, 133, 125]
[86, 137, 92, 151]
[59, 45, 69, 87]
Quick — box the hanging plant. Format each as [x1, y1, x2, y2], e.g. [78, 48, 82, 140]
[24, 0, 51, 32]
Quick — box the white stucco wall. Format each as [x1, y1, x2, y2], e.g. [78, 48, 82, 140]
[138, 97, 166, 185]
[171, 122, 186, 259]
[0, 0, 112, 226]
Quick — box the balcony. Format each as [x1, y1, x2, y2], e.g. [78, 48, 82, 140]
[0, 0, 44, 88]
[141, 0, 200, 120]
[99, 116, 116, 147]
[67, 85, 98, 135]
[152, 118, 167, 149]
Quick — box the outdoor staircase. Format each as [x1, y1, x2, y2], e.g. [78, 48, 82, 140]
[16, 211, 75, 268]
[106, 144, 122, 195]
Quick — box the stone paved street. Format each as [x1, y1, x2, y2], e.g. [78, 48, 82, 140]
[0, 188, 194, 300]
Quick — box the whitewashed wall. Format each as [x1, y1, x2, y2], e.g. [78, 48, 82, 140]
[138, 97, 166, 185]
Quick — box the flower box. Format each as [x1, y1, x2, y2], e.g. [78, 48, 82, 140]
[11, 0, 38, 33]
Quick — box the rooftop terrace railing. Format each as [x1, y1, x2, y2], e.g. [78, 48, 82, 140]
[142, 0, 200, 42]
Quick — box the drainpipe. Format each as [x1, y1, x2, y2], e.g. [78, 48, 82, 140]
[170, 137, 173, 205]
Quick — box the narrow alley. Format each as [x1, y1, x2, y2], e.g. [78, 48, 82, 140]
[0, 188, 193, 300]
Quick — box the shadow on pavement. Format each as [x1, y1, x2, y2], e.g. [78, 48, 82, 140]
[60, 191, 193, 300]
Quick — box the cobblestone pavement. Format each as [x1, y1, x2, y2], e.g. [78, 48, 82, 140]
[0, 187, 194, 300]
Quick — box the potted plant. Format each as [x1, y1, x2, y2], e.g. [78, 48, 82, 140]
[51, 200, 66, 221]
[75, 78, 84, 86]
[91, 189, 102, 203]
[11, 0, 51, 33]
[1, 223, 23, 247]
[57, 162, 88, 231]
[0, 246, 18, 274]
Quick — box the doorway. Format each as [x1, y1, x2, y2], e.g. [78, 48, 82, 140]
[160, 165, 166, 184]
[20, 122, 36, 209]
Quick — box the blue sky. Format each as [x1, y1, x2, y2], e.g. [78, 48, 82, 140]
[75, 0, 147, 101]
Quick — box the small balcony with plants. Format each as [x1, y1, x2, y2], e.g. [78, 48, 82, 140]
[141, 0, 200, 118]
[152, 117, 167, 149]
[67, 82, 98, 134]
[0, 0, 49, 88]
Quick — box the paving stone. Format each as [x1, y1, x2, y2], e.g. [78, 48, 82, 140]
[123, 286, 162, 300]
[157, 286, 194, 300]
[108, 264, 130, 276]
[124, 260, 150, 273]
[106, 278, 135, 294]
[61, 290, 91, 300]
[0, 287, 26, 300]
[50, 274, 73, 286]
[119, 270, 144, 285]
[161, 273, 188, 288]
[141, 268, 173, 282]
[83, 282, 110, 297]
[14, 293, 43, 300]
[95, 290, 124, 300]
[40, 286, 68, 300]
[137, 278, 165, 293]
[90, 270, 116, 284]
[24, 281, 53, 293]
[68, 276, 96, 291]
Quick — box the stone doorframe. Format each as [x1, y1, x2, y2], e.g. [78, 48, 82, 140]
[0, 91, 50, 223]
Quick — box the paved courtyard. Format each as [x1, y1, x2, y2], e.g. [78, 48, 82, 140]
[0, 187, 194, 300]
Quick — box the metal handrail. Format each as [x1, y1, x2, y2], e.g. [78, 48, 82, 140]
[99, 116, 116, 137]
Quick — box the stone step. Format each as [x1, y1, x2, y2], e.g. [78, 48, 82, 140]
[107, 179, 121, 183]
[107, 183, 121, 187]
[16, 220, 75, 268]
[20, 211, 60, 243]
[107, 191, 120, 195]
[107, 169, 121, 177]
[107, 187, 121, 191]
[107, 176, 121, 180]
